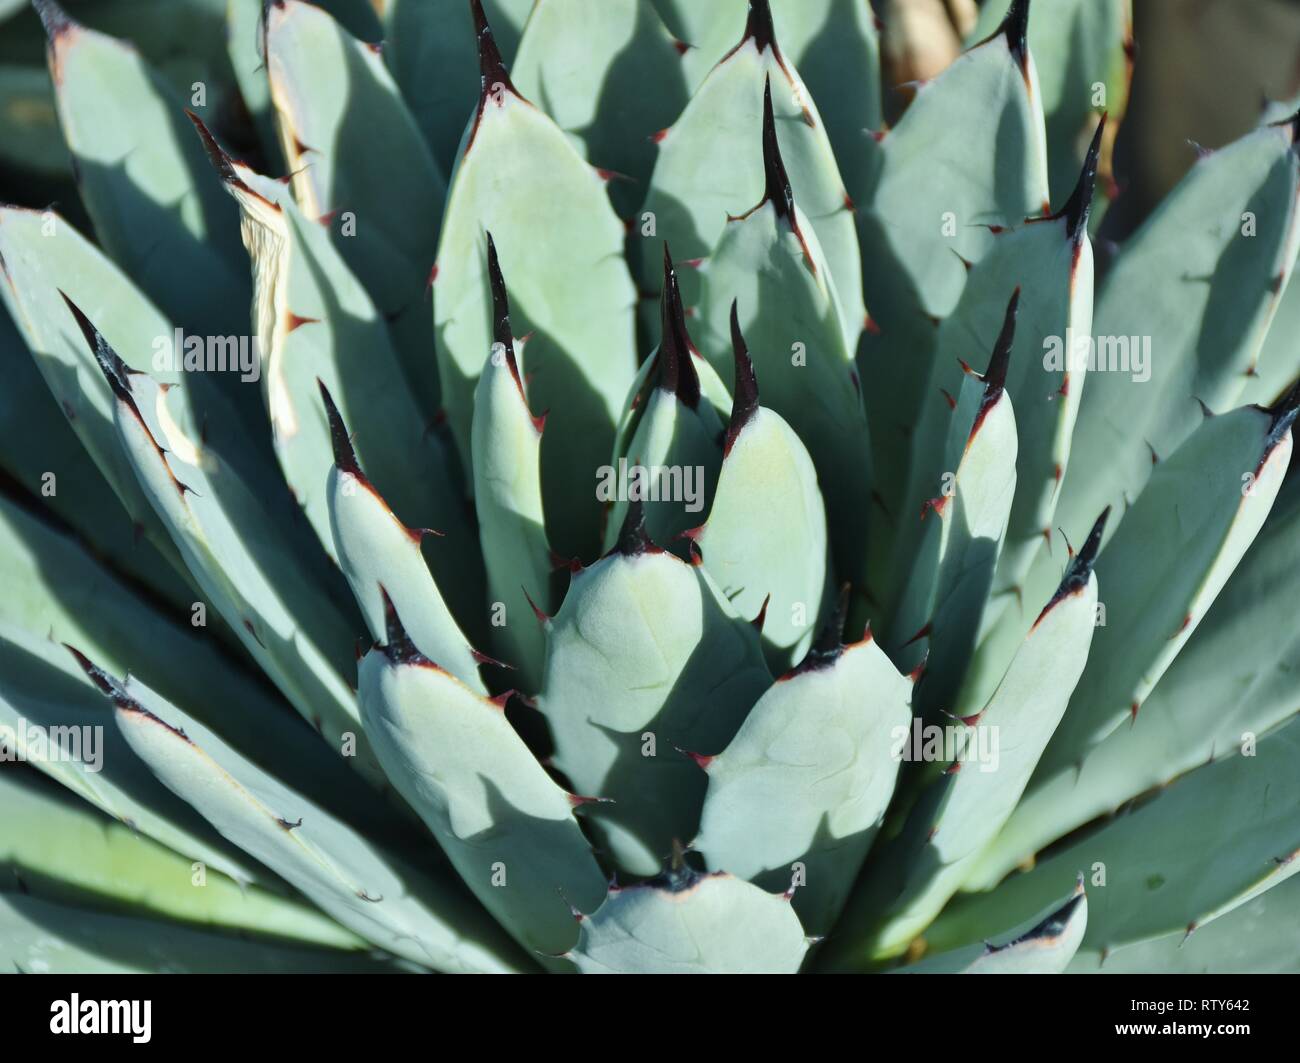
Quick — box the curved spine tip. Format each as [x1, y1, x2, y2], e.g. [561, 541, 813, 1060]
[377, 586, 432, 667]
[1046, 113, 1106, 241]
[318, 379, 361, 476]
[1002, 0, 1031, 72]
[761, 76, 795, 222]
[982, 287, 1021, 399]
[657, 244, 702, 408]
[471, 0, 516, 101]
[615, 497, 657, 558]
[725, 300, 760, 452]
[791, 584, 850, 675]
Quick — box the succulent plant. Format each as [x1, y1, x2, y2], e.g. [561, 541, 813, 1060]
[0, 0, 1298, 975]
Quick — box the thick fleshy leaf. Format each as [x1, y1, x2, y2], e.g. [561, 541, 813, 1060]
[1244, 262, 1300, 409]
[470, 241, 557, 690]
[380, 0, 533, 174]
[265, 0, 446, 411]
[968, 0, 1130, 205]
[925, 713, 1300, 960]
[604, 252, 724, 553]
[898, 138, 1098, 670]
[894, 295, 1020, 717]
[538, 527, 772, 876]
[0, 203, 304, 576]
[0, 206, 205, 576]
[894, 883, 1086, 974]
[1051, 115, 1300, 562]
[36, 0, 248, 334]
[694, 321, 828, 668]
[694, 626, 912, 935]
[358, 601, 606, 967]
[511, 0, 689, 218]
[0, 625, 262, 889]
[0, 765, 356, 949]
[39, 0, 248, 116]
[1070, 874, 1300, 974]
[0, 495, 368, 820]
[1244, 97, 1300, 407]
[959, 887, 1086, 973]
[970, 476, 1300, 889]
[90, 661, 527, 974]
[604, 377, 722, 551]
[0, 893, 402, 975]
[826, 530, 1100, 969]
[856, 5, 1048, 614]
[1035, 398, 1294, 780]
[227, 0, 383, 175]
[61, 301, 372, 779]
[322, 386, 486, 694]
[434, 9, 638, 559]
[568, 867, 809, 974]
[193, 120, 479, 623]
[0, 303, 187, 607]
[694, 113, 872, 607]
[971, 112, 1300, 773]
[856, 1, 1049, 304]
[637, 7, 864, 351]
[651, 0, 882, 199]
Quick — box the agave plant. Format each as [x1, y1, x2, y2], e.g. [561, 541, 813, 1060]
[1, 0, 1298, 975]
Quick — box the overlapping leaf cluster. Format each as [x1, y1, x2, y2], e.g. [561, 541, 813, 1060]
[1, 0, 1298, 974]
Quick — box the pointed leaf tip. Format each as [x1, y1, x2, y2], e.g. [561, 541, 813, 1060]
[62, 645, 177, 735]
[761, 76, 795, 223]
[485, 231, 511, 349]
[58, 291, 134, 404]
[1000, 0, 1031, 72]
[968, 289, 1019, 441]
[658, 245, 702, 408]
[186, 111, 248, 192]
[1073, 506, 1108, 572]
[318, 379, 361, 476]
[63, 644, 115, 697]
[471, 0, 516, 100]
[1049, 113, 1106, 241]
[483, 234, 538, 426]
[743, 0, 778, 55]
[57, 288, 98, 350]
[377, 586, 431, 667]
[615, 497, 657, 558]
[1265, 376, 1300, 444]
[1042, 507, 1108, 619]
[983, 886, 1084, 959]
[725, 301, 760, 452]
[982, 287, 1020, 398]
[792, 584, 850, 675]
[1035, 887, 1085, 939]
[32, 0, 75, 42]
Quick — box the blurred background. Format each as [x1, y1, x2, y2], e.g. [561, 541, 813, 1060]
[874, 0, 1300, 242]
